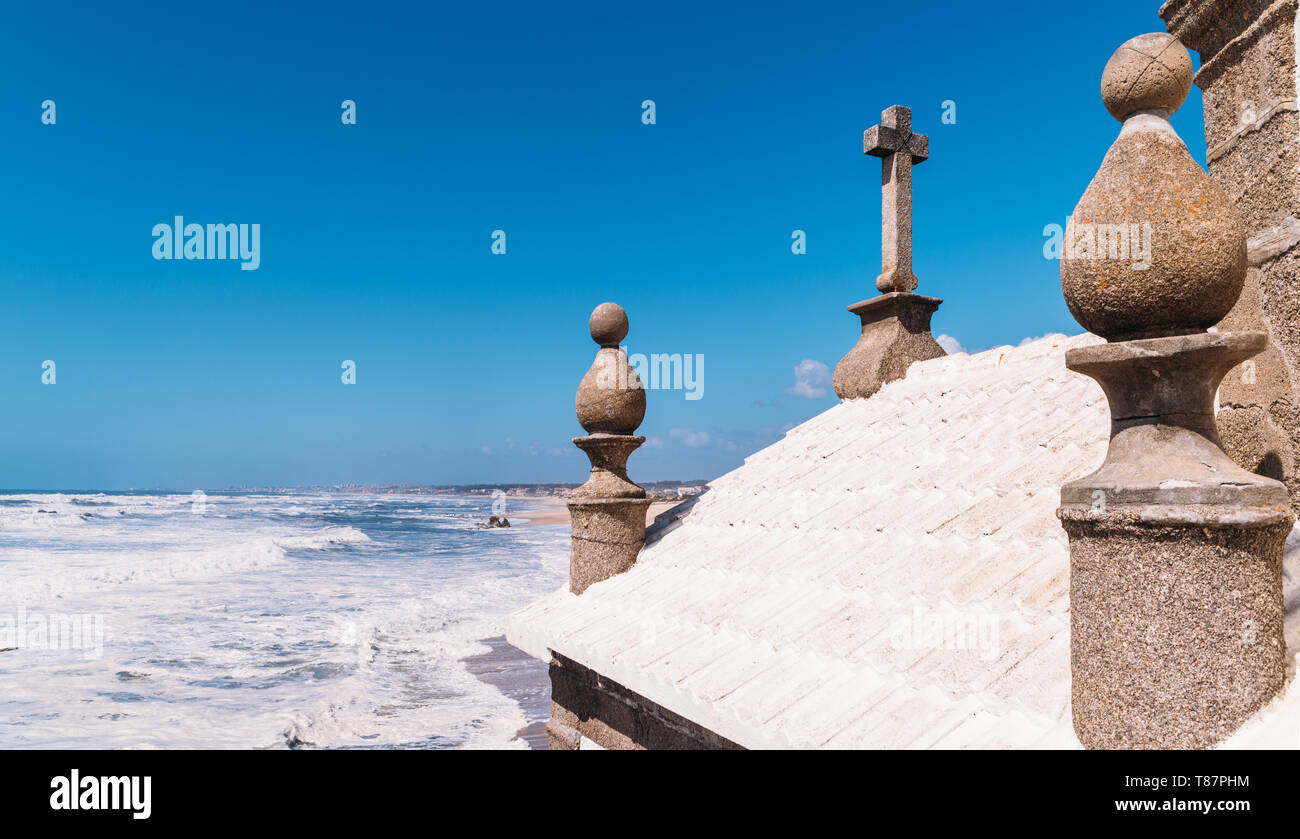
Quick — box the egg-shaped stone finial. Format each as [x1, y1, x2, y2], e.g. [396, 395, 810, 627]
[1062, 34, 1246, 341]
[1101, 33, 1194, 121]
[575, 302, 646, 433]
[589, 302, 629, 347]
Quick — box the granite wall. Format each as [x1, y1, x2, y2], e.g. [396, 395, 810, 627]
[1162, 0, 1300, 514]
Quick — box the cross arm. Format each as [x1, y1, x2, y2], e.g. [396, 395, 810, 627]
[864, 126, 929, 163]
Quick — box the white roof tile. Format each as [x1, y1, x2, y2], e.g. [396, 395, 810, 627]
[507, 332, 1300, 749]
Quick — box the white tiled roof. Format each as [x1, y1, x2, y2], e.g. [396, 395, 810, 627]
[507, 332, 1300, 749]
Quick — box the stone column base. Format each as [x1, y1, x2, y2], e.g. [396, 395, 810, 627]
[567, 497, 652, 594]
[1058, 331, 1294, 749]
[832, 292, 944, 400]
[1061, 511, 1290, 749]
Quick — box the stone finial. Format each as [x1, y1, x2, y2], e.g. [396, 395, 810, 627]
[1100, 32, 1194, 120]
[567, 302, 652, 594]
[588, 301, 629, 346]
[575, 303, 646, 434]
[1062, 34, 1246, 341]
[833, 103, 945, 400]
[1057, 34, 1293, 750]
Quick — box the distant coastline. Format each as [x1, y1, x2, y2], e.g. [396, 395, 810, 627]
[0, 480, 711, 499]
[198, 480, 713, 503]
[511, 500, 679, 528]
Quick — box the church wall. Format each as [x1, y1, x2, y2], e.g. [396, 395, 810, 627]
[1163, 0, 1300, 513]
[546, 654, 744, 750]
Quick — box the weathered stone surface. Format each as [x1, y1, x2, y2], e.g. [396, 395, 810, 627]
[1101, 33, 1194, 120]
[1258, 250, 1300, 372]
[1061, 122, 1246, 340]
[832, 293, 943, 400]
[1160, 0, 1278, 62]
[568, 497, 653, 594]
[1217, 404, 1293, 485]
[1162, 0, 1300, 517]
[1059, 332, 1291, 518]
[1216, 262, 1299, 505]
[1059, 30, 1293, 749]
[548, 653, 744, 750]
[1061, 515, 1288, 750]
[588, 301, 629, 347]
[570, 434, 647, 499]
[863, 105, 928, 294]
[1064, 33, 1249, 341]
[1059, 332, 1291, 749]
[1205, 112, 1300, 232]
[834, 104, 943, 399]
[575, 302, 645, 434]
[1248, 217, 1300, 265]
[575, 347, 645, 434]
[567, 301, 650, 594]
[1198, 30, 1298, 162]
[566, 433, 649, 593]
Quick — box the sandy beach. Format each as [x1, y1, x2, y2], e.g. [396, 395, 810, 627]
[463, 636, 552, 749]
[466, 499, 685, 749]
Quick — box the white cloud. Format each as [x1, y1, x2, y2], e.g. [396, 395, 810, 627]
[669, 427, 711, 448]
[935, 334, 966, 355]
[1017, 334, 1054, 347]
[644, 436, 665, 449]
[784, 359, 833, 399]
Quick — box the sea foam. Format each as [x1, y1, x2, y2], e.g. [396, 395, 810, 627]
[0, 492, 568, 749]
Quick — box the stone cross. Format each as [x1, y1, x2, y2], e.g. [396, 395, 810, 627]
[864, 105, 929, 294]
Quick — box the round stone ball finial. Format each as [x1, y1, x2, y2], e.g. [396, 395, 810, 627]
[589, 302, 629, 347]
[1101, 33, 1194, 121]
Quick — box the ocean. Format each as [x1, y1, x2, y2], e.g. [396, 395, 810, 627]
[0, 491, 569, 749]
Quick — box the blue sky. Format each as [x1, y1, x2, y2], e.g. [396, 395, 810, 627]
[0, 0, 1205, 489]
